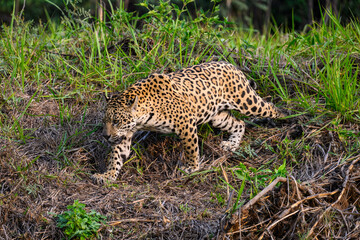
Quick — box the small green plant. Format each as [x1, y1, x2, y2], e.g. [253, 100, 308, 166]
[210, 192, 226, 207]
[231, 163, 273, 199]
[25, 183, 42, 197]
[179, 203, 191, 214]
[221, 161, 289, 215]
[227, 161, 288, 211]
[272, 159, 288, 181]
[235, 144, 258, 159]
[53, 200, 106, 240]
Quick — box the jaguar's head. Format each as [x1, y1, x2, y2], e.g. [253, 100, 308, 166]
[102, 95, 138, 144]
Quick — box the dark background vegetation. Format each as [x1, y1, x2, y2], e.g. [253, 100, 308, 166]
[1, 0, 360, 30]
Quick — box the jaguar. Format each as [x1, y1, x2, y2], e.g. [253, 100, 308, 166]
[92, 61, 285, 184]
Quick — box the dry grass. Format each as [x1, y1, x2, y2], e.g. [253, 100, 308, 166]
[1, 93, 359, 239]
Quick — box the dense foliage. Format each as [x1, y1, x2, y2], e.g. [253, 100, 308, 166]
[2, 0, 360, 30]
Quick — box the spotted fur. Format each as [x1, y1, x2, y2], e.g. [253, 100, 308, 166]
[92, 61, 285, 184]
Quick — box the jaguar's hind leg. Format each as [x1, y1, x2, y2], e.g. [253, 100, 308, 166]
[211, 111, 245, 152]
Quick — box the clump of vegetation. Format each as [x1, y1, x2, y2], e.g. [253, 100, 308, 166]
[52, 200, 107, 240]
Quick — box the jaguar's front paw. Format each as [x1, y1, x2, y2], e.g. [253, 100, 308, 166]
[91, 173, 116, 185]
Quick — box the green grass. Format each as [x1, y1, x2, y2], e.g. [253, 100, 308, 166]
[1, 2, 359, 127]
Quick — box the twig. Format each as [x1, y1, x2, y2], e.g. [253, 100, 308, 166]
[109, 218, 157, 226]
[209, 154, 229, 168]
[220, 164, 230, 201]
[291, 175, 306, 225]
[97, 218, 158, 233]
[20, 0, 26, 16]
[2, 225, 10, 240]
[224, 178, 288, 238]
[242, 177, 287, 211]
[265, 228, 276, 240]
[341, 211, 360, 216]
[259, 210, 300, 240]
[226, 218, 271, 234]
[351, 184, 360, 195]
[278, 189, 339, 219]
[226, 189, 235, 211]
[335, 208, 350, 233]
[302, 152, 351, 185]
[299, 67, 320, 89]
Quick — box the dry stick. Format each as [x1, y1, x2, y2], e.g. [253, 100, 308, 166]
[278, 189, 339, 219]
[220, 164, 230, 201]
[258, 188, 339, 240]
[2, 225, 10, 240]
[283, 206, 324, 240]
[255, 184, 339, 239]
[265, 228, 276, 240]
[323, 142, 332, 164]
[297, 181, 325, 206]
[282, 212, 301, 240]
[342, 211, 360, 216]
[209, 154, 229, 168]
[256, 189, 338, 239]
[351, 184, 360, 195]
[306, 157, 360, 239]
[226, 190, 235, 213]
[302, 152, 347, 185]
[109, 218, 157, 226]
[224, 177, 287, 238]
[242, 177, 287, 211]
[335, 208, 350, 233]
[226, 218, 271, 235]
[286, 176, 290, 206]
[291, 175, 306, 225]
[258, 210, 300, 240]
[349, 229, 360, 239]
[97, 218, 158, 233]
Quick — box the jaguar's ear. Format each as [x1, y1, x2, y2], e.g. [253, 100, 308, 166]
[127, 95, 139, 112]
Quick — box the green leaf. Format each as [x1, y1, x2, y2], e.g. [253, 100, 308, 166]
[52, 200, 107, 239]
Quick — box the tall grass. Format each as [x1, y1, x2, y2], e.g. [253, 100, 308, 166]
[319, 53, 359, 119]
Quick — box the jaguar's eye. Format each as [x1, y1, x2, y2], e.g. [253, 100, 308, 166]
[113, 119, 119, 125]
